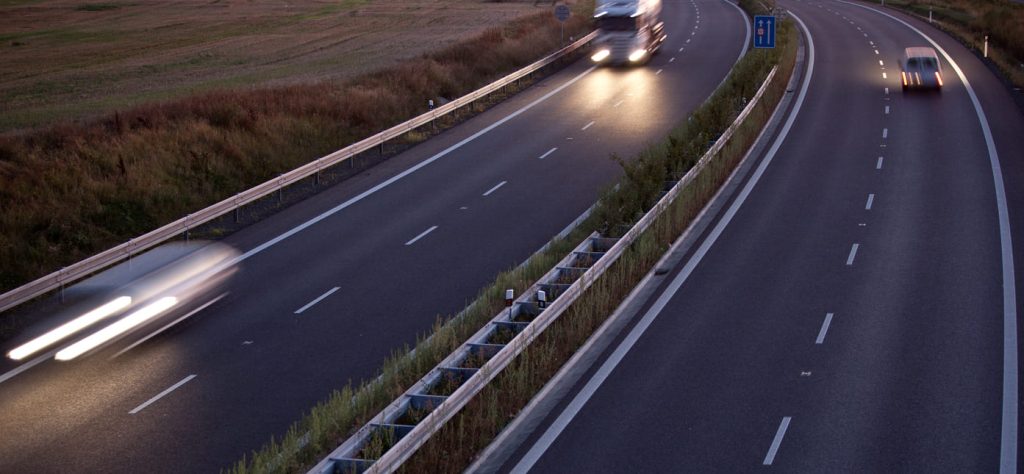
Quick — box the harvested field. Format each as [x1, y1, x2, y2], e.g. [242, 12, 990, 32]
[0, 0, 557, 131]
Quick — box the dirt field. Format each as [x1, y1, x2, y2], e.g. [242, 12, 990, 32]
[0, 0, 551, 131]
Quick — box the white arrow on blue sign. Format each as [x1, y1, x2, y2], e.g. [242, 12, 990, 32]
[753, 15, 776, 49]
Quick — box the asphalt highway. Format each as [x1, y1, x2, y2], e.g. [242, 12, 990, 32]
[509, 0, 1024, 472]
[0, 0, 750, 471]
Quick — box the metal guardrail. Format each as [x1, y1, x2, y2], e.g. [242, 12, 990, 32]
[309, 65, 780, 474]
[0, 31, 598, 315]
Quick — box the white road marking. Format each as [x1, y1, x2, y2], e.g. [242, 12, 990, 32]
[509, 12, 814, 473]
[885, 105, 890, 114]
[482, 180, 507, 197]
[846, 243, 860, 266]
[679, 47, 685, 52]
[294, 287, 340, 314]
[404, 225, 438, 246]
[0, 349, 57, 385]
[130, 375, 196, 414]
[686, 38, 691, 43]
[581, 121, 595, 131]
[816, 313, 835, 344]
[882, 128, 888, 139]
[670, 57, 676, 63]
[885, 87, 889, 95]
[539, 147, 558, 159]
[875, 49, 880, 55]
[877, 156, 884, 169]
[870, 40, 875, 45]
[879, 60, 884, 66]
[225, 65, 598, 268]
[656, 69, 663, 75]
[763, 417, 792, 465]
[613, 100, 624, 108]
[866, 193, 875, 210]
[882, 71, 887, 79]
[838, 4, 1019, 466]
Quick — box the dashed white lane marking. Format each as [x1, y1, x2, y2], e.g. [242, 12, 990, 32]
[130, 375, 196, 414]
[691, 31, 696, 36]
[866, 193, 875, 210]
[613, 100, 624, 108]
[882, 71, 887, 79]
[670, 57, 676, 63]
[879, 60, 884, 66]
[295, 287, 340, 314]
[581, 120, 595, 131]
[885, 105, 890, 114]
[656, 69, 663, 75]
[816, 313, 835, 344]
[482, 180, 508, 197]
[875, 49, 880, 55]
[686, 38, 692, 43]
[538, 147, 558, 160]
[870, 40, 875, 45]
[763, 417, 793, 465]
[885, 87, 890, 95]
[876, 156, 884, 169]
[404, 225, 438, 246]
[882, 128, 888, 139]
[679, 47, 685, 52]
[846, 243, 861, 266]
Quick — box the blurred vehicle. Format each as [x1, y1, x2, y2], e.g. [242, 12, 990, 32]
[590, 0, 667, 65]
[6, 242, 238, 362]
[900, 47, 943, 91]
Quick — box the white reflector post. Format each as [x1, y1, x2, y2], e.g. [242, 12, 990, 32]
[7, 296, 132, 361]
[55, 297, 177, 361]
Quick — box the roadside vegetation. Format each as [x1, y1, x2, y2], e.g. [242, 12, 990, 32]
[884, 0, 1024, 87]
[227, 5, 799, 473]
[0, 2, 594, 295]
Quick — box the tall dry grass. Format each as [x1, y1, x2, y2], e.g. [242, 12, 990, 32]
[0, 4, 594, 293]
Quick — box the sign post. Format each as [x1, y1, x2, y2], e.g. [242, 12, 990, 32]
[753, 15, 776, 49]
[554, 4, 571, 44]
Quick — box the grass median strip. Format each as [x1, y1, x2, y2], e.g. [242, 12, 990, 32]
[227, 5, 798, 473]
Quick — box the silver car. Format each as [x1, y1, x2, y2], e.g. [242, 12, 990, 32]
[900, 47, 944, 91]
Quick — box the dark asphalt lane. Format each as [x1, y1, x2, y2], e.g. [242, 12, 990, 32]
[0, 0, 750, 472]
[515, 0, 1021, 472]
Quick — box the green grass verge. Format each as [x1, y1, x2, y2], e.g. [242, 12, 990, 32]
[225, 6, 798, 474]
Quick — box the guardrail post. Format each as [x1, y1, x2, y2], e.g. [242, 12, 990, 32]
[184, 214, 190, 242]
[380, 137, 385, 159]
[234, 195, 240, 223]
[128, 238, 133, 271]
[278, 175, 284, 204]
[59, 267, 65, 303]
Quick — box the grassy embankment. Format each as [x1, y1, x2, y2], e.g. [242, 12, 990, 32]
[884, 0, 1024, 87]
[0, 3, 593, 297]
[227, 5, 799, 474]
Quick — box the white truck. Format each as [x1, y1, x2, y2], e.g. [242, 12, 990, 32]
[590, 0, 667, 65]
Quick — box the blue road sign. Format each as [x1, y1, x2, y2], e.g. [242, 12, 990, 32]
[754, 15, 776, 49]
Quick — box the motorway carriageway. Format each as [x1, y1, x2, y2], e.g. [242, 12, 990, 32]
[0, 0, 751, 471]
[507, 0, 1024, 472]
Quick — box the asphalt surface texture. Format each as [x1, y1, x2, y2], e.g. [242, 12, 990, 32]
[510, 0, 1024, 472]
[0, 0, 750, 471]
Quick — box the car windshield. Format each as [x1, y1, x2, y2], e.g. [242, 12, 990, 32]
[907, 56, 938, 70]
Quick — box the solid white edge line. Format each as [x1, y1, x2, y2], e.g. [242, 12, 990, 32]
[834, 3, 1017, 470]
[866, 193, 875, 210]
[538, 147, 558, 160]
[226, 65, 599, 267]
[510, 10, 814, 473]
[763, 416, 793, 465]
[294, 287, 341, 314]
[0, 348, 57, 385]
[482, 180, 508, 197]
[129, 374, 196, 414]
[404, 225, 438, 246]
[846, 243, 860, 266]
[816, 312, 835, 344]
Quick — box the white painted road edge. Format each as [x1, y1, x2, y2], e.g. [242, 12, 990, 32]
[129, 374, 196, 414]
[404, 226, 438, 246]
[482, 181, 508, 197]
[836, 4, 1017, 471]
[509, 12, 815, 472]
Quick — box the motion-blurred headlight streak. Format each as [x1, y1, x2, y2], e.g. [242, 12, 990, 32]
[7, 296, 132, 361]
[628, 49, 647, 62]
[55, 297, 178, 361]
[591, 49, 611, 62]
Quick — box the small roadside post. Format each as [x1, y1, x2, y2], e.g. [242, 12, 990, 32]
[554, 3, 571, 44]
[505, 289, 514, 319]
[537, 290, 548, 309]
